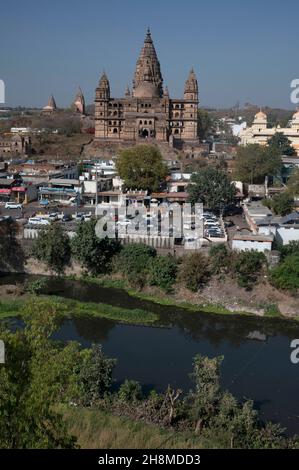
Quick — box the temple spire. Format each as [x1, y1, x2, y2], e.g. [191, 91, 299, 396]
[133, 28, 163, 98]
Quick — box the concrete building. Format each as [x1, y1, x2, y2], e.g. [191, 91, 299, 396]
[95, 29, 199, 146]
[239, 109, 299, 155]
[232, 233, 274, 253]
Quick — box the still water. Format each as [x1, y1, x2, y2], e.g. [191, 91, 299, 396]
[1, 274, 299, 435]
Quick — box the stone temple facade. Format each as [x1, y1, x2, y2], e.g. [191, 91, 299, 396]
[95, 29, 199, 145]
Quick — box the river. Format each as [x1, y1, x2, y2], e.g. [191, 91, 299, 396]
[1, 273, 299, 435]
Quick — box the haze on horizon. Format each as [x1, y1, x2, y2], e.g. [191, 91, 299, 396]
[1, 0, 298, 110]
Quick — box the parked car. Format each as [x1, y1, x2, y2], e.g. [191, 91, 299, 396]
[74, 212, 84, 221]
[62, 213, 72, 222]
[28, 217, 50, 226]
[204, 220, 220, 226]
[39, 199, 49, 207]
[48, 212, 59, 221]
[5, 202, 22, 210]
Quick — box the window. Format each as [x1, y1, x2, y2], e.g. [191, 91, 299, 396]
[113, 128, 118, 134]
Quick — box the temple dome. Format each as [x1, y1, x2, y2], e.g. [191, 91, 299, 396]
[134, 82, 160, 98]
[292, 109, 299, 120]
[254, 110, 267, 120]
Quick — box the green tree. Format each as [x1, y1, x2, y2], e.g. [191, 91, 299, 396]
[32, 224, 71, 274]
[268, 132, 296, 156]
[113, 243, 156, 287]
[148, 255, 178, 291]
[270, 255, 299, 290]
[78, 344, 116, 406]
[178, 252, 210, 292]
[116, 145, 168, 192]
[188, 355, 223, 434]
[197, 109, 215, 140]
[0, 299, 79, 448]
[235, 144, 282, 184]
[187, 167, 235, 211]
[71, 220, 120, 275]
[267, 192, 294, 216]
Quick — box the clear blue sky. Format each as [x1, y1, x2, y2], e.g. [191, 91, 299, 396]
[1, 0, 298, 109]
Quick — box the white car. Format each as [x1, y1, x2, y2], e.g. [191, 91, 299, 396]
[48, 213, 59, 221]
[5, 202, 22, 210]
[28, 217, 50, 226]
[204, 220, 220, 226]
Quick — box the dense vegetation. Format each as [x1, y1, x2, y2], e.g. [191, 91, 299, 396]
[1, 302, 298, 449]
[235, 144, 282, 184]
[31, 221, 275, 293]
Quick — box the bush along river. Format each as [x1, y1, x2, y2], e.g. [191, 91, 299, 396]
[1, 273, 299, 436]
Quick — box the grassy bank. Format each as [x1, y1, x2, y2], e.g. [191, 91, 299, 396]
[0, 296, 159, 325]
[71, 275, 259, 317]
[0, 299, 23, 319]
[62, 406, 207, 449]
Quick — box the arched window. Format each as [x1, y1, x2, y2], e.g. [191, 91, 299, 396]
[174, 129, 179, 134]
[149, 120, 152, 125]
[175, 112, 179, 118]
[144, 120, 147, 125]
[113, 128, 118, 134]
[139, 120, 142, 125]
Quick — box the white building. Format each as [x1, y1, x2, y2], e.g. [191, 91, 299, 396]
[239, 109, 299, 155]
[232, 233, 274, 253]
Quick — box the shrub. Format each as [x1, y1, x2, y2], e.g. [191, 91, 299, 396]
[113, 243, 156, 288]
[24, 278, 48, 295]
[232, 250, 266, 289]
[178, 252, 210, 292]
[148, 255, 178, 291]
[118, 380, 143, 402]
[280, 241, 299, 259]
[270, 255, 299, 290]
[209, 244, 230, 274]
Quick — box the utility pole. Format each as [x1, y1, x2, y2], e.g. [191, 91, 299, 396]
[95, 161, 98, 218]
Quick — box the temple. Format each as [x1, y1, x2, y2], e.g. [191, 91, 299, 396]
[94, 29, 199, 145]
